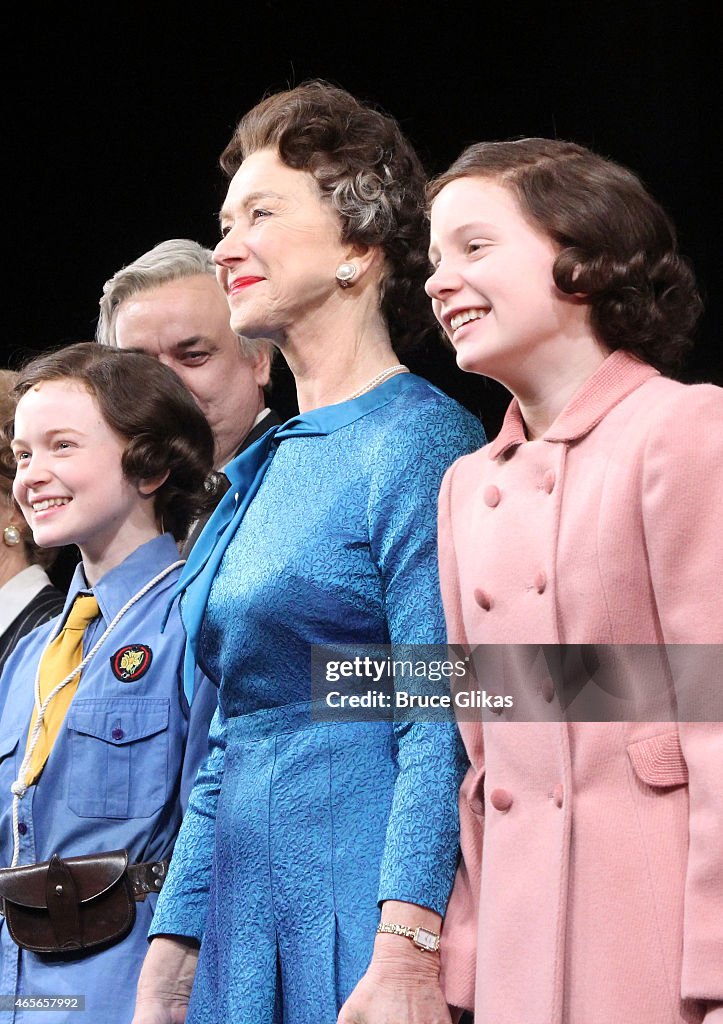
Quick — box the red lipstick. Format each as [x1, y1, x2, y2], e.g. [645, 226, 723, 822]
[229, 276, 264, 294]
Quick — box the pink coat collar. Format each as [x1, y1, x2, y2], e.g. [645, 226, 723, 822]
[487, 350, 660, 458]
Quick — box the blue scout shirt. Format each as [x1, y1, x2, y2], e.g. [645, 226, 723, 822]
[0, 535, 216, 1024]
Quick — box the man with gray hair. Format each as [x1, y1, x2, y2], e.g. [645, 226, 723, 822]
[97, 239, 279, 473]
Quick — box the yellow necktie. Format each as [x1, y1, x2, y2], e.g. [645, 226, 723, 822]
[24, 594, 100, 786]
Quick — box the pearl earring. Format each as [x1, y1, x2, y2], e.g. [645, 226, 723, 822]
[3, 524, 22, 547]
[335, 262, 358, 288]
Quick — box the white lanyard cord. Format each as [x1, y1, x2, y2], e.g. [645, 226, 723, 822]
[9, 559, 185, 866]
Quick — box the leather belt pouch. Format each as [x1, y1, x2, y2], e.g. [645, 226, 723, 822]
[0, 849, 136, 954]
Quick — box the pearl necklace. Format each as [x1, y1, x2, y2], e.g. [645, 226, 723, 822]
[345, 364, 410, 402]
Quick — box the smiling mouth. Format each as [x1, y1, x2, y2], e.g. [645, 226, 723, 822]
[31, 498, 71, 512]
[450, 308, 489, 332]
[229, 276, 265, 294]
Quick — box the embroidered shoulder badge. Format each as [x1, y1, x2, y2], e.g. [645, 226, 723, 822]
[110, 644, 153, 682]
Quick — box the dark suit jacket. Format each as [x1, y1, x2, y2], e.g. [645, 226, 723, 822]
[180, 409, 282, 558]
[231, 409, 282, 456]
[0, 583, 65, 677]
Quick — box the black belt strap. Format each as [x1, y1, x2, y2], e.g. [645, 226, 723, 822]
[127, 860, 169, 901]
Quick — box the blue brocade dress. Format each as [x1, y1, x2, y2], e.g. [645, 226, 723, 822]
[150, 373, 486, 1024]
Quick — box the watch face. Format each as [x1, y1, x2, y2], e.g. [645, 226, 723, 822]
[415, 927, 439, 952]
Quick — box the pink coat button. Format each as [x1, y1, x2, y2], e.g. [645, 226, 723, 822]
[473, 587, 493, 611]
[484, 485, 501, 508]
[543, 470, 556, 493]
[534, 571, 547, 594]
[541, 677, 555, 703]
[490, 788, 513, 812]
[553, 784, 564, 808]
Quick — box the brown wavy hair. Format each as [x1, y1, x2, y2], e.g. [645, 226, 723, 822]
[7, 343, 216, 542]
[427, 138, 702, 373]
[220, 80, 434, 353]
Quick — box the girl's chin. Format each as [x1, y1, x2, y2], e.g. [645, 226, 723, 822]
[455, 348, 488, 375]
[31, 526, 66, 548]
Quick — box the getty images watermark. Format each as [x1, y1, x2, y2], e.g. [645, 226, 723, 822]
[310, 644, 723, 722]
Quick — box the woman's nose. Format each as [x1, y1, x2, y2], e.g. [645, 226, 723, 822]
[213, 235, 231, 267]
[213, 227, 246, 267]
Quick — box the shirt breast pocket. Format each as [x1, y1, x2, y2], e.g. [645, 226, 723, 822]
[0, 732, 20, 787]
[66, 697, 170, 818]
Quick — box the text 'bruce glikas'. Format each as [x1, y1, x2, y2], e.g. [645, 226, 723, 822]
[325, 689, 514, 710]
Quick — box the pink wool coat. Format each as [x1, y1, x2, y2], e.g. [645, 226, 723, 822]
[437, 351, 723, 1024]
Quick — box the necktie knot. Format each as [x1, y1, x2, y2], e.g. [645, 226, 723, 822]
[64, 594, 100, 631]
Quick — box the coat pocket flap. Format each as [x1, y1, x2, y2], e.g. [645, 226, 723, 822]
[627, 731, 688, 787]
[66, 698, 169, 745]
[0, 849, 128, 907]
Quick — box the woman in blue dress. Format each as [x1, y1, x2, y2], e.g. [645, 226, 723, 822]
[133, 81, 485, 1024]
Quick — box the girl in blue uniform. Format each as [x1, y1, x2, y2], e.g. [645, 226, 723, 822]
[0, 342, 217, 1024]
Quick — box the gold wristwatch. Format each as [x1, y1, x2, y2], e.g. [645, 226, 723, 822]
[376, 921, 441, 952]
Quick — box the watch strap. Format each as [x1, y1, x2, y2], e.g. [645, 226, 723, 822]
[376, 921, 440, 952]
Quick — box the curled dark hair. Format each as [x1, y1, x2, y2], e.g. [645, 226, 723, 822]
[220, 79, 434, 353]
[8, 343, 216, 542]
[428, 138, 702, 372]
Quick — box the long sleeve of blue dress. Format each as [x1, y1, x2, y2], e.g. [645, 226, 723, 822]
[364, 397, 474, 909]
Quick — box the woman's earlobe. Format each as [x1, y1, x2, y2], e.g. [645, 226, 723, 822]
[349, 242, 384, 280]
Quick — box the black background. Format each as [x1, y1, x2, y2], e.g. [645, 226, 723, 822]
[4, 1, 717, 438]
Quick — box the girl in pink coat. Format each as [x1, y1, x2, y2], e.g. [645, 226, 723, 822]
[426, 139, 723, 1024]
